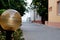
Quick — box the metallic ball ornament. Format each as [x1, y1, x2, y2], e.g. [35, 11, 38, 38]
[0, 9, 22, 31]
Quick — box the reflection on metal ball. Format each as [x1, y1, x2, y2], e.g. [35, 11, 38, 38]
[0, 9, 22, 31]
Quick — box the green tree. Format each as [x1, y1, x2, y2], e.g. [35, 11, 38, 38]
[0, 0, 27, 16]
[31, 0, 48, 24]
[0, 0, 27, 40]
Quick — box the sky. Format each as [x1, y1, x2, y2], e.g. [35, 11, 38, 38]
[27, 0, 32, 6]
[22, 0, 32, 22]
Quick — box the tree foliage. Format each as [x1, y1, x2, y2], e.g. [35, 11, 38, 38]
[0, 0, 27, 16]
[0, 27, 24, 40]
[31, 0, 48, 20]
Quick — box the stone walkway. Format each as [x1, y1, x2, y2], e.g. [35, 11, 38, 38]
[21, 22, 60, 40]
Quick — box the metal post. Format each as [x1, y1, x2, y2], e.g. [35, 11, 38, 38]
[34, 9, 35, 21]
[6, 31, 14, 40]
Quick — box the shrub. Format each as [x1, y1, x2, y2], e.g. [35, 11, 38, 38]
[0, 9, 6, 15]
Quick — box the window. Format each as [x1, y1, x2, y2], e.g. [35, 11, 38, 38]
[57, 1, 60, 15]
[48, 7, 52, 12]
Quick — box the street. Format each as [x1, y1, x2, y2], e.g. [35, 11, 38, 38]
[21, 22, 60, 40]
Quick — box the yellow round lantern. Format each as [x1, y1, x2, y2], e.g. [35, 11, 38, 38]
[0, 9, 22, 31]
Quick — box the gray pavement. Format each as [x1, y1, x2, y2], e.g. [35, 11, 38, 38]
[21, 22, 60, 40]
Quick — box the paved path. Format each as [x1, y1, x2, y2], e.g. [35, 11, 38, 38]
[21, 22, 60, 40]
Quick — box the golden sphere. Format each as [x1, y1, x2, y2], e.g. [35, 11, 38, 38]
[0, 9, 22, 31]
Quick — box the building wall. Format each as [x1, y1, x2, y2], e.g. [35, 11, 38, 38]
[48, 0, 60, 27]
[29, 9, 41, 23]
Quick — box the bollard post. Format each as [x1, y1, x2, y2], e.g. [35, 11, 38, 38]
[6, 31, 14, 40]
[0, 9, 22, 40]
